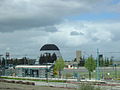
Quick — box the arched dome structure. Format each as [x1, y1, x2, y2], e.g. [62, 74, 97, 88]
[36, 44, 62, 65]
[40, 44, 59, 51]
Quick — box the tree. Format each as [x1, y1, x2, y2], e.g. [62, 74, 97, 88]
[53, 57, 65, 78]
[47, 53, 52, 63]
[109, 56, 113, 65]
[104, 58, 109, 67]
[51, 53, 57, 63]
[1, 57, 5, 67]
[85, 55, 96, 80]
[99, 55, 104, 67]
[13, 59, 18, 65]
[39, 54, 46, 64]
[73, 58, 77, 62]
[0, 59, 1, 66]
[78, 56, 85, 66]
[100, 59, 104, 67]
[107, 58, 109, 66]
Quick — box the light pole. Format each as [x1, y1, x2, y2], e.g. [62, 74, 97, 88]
[0, 55, 3, 66]
[5, 52, 10, 76]
[0, 55, 3, 60]
[0, 55, 3, 76]
[44, 53, 49, 83]
[114, 64, 117, 79]
[96, 49, 100, 80]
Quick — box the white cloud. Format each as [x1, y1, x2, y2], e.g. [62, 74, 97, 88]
[0, 0, 120, 60]
[0, 20, 120, 60]
[91, 30, 113, 42]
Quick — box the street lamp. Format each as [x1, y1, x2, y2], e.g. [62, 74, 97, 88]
[114, 64, 117, 79]
[44, 53, 49, 83]
[0, 55, 3, 76]
[4, 52, 10, 76]
[96, 49, 100, 80]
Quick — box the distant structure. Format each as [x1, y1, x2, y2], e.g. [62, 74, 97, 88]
[76, 50, 85, 66]
[1, 44, 63, 78]
[99, 54, 103, 61]
[40, 44, 59, 51]
[40, 44, 61, 58]
[0, 54, 3, 61]
[15, 44, 62, 78]
[36, 44, 62, 65]
[5, 52, 10, 66]
[15, 65, 53, 78]
[99, 54, 104, 66]
[76, 51, 82, 63]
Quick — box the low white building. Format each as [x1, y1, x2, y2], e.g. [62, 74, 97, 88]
[15, 65, 53, 78]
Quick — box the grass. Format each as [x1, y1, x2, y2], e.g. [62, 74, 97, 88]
[63, 69, 120, 80]
[0, 76, 67, 83]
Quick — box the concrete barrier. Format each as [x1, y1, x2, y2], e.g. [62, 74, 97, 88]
[21, 82, 27, 84]
[25, 82, 35, 85]
[0, 79, 35, 86]
[15, 81, 23, 84]
[11, 81, 15, 83]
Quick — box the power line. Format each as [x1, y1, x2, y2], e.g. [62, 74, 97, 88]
[100, 52, 120, 53]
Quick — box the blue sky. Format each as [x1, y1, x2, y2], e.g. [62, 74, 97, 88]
[67, 12, 120, 21]
[67, 0, 120, 21]
[111, 0, 120, 4]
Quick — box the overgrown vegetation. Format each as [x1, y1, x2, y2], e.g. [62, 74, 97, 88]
[78, 83, 102, 90]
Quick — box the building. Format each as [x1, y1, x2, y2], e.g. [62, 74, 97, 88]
[76, 51, 82, 63]
[15, 65, 54, 78]
[15, 44, 62, 78]
[37, 44, 62, 65]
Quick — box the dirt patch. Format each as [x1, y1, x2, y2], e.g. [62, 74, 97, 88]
[0, 82, 75, 90]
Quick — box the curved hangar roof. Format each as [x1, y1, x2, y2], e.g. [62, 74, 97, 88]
[40, 44, 59, 51]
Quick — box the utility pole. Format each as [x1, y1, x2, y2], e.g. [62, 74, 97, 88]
[97, 49, 100, 80]
[0, 55, 3, 65]
[5, 52, 10, 76]
[0, 55, 3, 75]
[114, 64, 117, 79]
[0, 55, 3, 60]
[44, 53, 49, 83]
